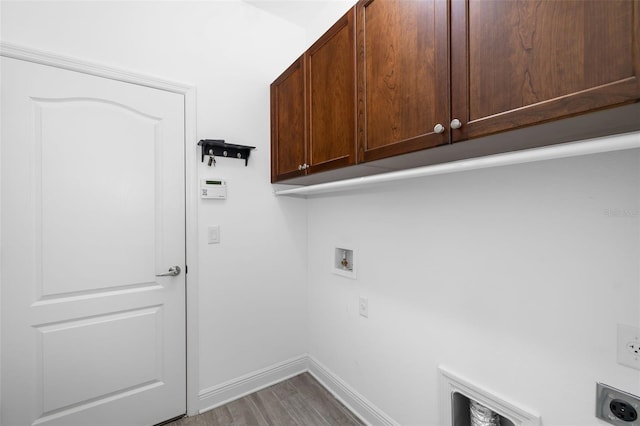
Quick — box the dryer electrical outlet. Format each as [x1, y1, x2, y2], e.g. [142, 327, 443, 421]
[596, 383, 639, 425]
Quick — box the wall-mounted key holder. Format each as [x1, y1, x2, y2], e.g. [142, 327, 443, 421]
[198, 139, 256, 166]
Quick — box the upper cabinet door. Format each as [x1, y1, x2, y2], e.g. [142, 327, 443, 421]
[357, 0, 450, 162]
[451, 0, 640, 142]
[271, 56, 306, 182]
[306, 8, 357, 174]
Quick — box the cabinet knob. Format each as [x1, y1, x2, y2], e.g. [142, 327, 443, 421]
[433, 123, 445, 134]
[450, 119, 462, 130]
[298, 164, 303, 171]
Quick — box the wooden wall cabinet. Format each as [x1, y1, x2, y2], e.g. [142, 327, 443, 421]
[450, 0, 640, 143]
[358, 0, 640, 149]
[357, 0, 450, 163]
[271, 56, 305, 182]
[271, 8, 356, 183]
[271, 0, 640, 184]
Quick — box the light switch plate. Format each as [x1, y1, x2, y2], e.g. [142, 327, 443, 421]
[207, 225, 220, 244]
[359, 297, 368, 318]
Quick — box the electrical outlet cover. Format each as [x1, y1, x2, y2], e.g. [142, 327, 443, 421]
[618, 324, 640, 370]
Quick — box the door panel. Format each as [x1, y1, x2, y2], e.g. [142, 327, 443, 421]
[1, 57, 186, 426]
[38, 99, 158, 296]
[39, 306, 162, 413]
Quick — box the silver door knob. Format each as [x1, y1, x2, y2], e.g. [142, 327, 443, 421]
[156, 266, 181, 277]
[450, 119, 462, 129]
[433, 123, 445, 134]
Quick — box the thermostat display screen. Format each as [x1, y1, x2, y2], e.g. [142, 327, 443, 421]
[201, 179, 227, 199]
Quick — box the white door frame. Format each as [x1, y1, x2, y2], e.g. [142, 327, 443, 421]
[0, 42, 201, 417]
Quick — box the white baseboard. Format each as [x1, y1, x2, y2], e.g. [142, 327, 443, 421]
[198, 355, 308, 413]
[197, 354, 397, 426]
[307, 356, 398, 426]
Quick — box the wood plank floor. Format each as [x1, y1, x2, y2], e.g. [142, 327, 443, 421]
[167, 373, 364, 426]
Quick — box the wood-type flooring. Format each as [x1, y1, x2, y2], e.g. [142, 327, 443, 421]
[166, 372, 365, 426]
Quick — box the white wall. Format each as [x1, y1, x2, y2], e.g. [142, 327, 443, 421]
[0, 0, 310, 404]
[4, 2, 639, 425]
[245, 0, 356, 45]
[306, 146, 640, 425]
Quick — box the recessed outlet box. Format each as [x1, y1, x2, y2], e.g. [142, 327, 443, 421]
[452, 393, 516, 426]
[439, 367, 541, 426]
[596, 382, 640, 426]
[618, 324, 640, 370]
[333, 247, 356, 279]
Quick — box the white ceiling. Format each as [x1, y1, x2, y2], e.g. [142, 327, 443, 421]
[243, 0, 354, 29]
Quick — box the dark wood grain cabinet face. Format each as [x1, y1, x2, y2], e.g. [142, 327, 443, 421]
[357, 0, 450, 162]
[450, 0, 640, 142]
[271, 57, 306, 182]
[271, 0, 639, 184]
[307, 8, 357, 174]
[270, 8, 356, 182]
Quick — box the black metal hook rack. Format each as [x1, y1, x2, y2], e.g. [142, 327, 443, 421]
[198, 139, 256, 166]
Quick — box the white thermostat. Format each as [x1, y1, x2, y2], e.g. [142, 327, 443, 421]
[200, 179, 227, 199]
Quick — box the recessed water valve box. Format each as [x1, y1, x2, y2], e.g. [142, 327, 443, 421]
[333, 247, 356, 279]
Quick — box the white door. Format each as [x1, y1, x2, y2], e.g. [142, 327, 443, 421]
[1, 57, 186, 426]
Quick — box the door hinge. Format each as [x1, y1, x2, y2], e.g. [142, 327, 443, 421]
[185, 264, 188, 274]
